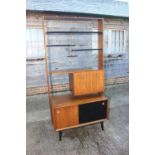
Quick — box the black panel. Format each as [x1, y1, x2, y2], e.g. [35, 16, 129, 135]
[79, 100, 107, 124]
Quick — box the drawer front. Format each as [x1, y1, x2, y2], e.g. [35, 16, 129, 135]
[72, 70, 104, 96]
[54, 105, 78, 129]
[79, 101, 107, 124]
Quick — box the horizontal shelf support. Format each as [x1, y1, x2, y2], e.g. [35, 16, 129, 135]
[49, 68, 98, 75]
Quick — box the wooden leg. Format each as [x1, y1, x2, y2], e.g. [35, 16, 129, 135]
[100, 122, 104, 131]
[59, 131, 63, 141]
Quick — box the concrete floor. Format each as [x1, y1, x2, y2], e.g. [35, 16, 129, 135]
[27, 83, 129, 155]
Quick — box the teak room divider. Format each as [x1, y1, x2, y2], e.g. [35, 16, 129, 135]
[42, 15, 109, 140]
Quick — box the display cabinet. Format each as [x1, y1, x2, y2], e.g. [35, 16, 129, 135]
[42, 16, 109, 140]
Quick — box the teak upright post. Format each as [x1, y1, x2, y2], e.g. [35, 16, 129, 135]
[42, 16, 51, 103]
[98, 19, 104, 69]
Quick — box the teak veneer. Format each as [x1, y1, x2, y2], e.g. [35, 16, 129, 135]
[70, 70, 104, 96]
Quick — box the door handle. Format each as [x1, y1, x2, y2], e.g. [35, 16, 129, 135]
[101, 102, 105, 106]
[56, 109, 60, 114]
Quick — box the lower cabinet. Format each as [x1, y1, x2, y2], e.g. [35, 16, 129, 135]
[53, 100, 109, 130]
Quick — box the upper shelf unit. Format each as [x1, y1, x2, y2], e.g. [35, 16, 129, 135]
[44, 18, 104, 76]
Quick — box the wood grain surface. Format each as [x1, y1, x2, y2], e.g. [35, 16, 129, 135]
[71, 70, 104, 96]
[53, 105, 78, 129]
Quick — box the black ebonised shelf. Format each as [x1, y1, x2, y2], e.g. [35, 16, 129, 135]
[72, 48, 103, 51]
[47, 44, 76, 47]
[26, 57, 45, 61]
[46, 31, 102, 34]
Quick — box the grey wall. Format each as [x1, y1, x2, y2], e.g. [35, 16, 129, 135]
[26, 15, 129, 88]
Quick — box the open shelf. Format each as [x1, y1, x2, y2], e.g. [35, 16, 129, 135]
[49, 68, 97, 75]
[47, 44, 76, 47]
[26, 57, 45, 61]
[51, 94, 108, 108]
[72, 48, 102, 51]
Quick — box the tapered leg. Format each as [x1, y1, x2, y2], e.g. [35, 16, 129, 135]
[100, 122, 104, 131]
[59, 131, 63, 141]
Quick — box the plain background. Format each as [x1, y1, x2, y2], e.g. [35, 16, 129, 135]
[0, 0, 155, 154]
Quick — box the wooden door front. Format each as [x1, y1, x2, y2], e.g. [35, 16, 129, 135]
[54, 105, 78, 129]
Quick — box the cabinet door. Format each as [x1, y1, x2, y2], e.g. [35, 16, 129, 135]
[54, 105, 78, 129]
[79, 101, 107, 124]
[72, 70, 104, 96]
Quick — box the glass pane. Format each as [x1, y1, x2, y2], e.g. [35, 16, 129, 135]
[111, 30, 116, 53]
[104, 30, 108, 54]
[26, 28, 45, 58]
[120, 31, 124, 52]
[115, 31, 119, 53]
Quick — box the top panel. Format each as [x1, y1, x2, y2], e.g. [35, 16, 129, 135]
[51, 94, 108, 108]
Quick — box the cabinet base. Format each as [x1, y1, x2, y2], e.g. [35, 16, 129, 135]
[58, 121, 104, 141]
